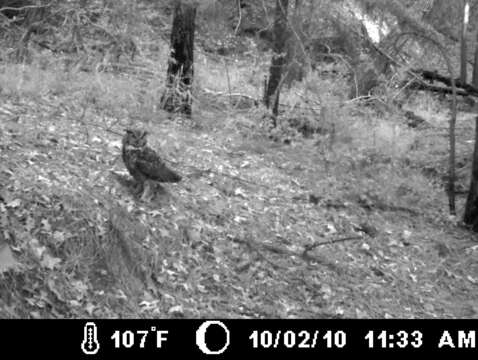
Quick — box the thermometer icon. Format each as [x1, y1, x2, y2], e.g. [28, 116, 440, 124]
[81, 322, 100, 355]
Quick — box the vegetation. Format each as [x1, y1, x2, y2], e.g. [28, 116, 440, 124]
[0, 0, 477, 318]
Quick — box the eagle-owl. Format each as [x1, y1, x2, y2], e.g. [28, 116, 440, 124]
[122, 129, 181, 199]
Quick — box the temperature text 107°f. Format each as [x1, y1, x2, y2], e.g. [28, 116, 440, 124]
[111, 327, 169, 349]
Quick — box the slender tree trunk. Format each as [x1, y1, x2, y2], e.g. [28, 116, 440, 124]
[161, 1, 196, 116]
[464, 117, 478, 230]
[264, 0, 289, 124]
[460, 0, 469, 83]
[472, 28, 478, 86]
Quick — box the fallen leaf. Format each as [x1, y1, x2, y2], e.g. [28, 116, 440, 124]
[234, 188, 247, 197]
[324, 223, 337, 235]
[6, 198, 21, 208]
[41, 219, 51, 233]
[467, 276, 477, 284]
[30, 238, 46, 259]
[40, 253, 62, 270]
[53, 231, 65, 244]
[25, 216, 35, 233]
[168, 305, 184, 316]
[85, 303, 96, 316]
[424, 303, 435, 312]
[0, 243, 19, 273]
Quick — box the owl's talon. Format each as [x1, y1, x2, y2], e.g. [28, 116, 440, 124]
[132, 182, 143, 197]
[140, 181, 154, 201]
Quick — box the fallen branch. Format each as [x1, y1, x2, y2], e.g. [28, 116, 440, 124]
[202, 87, 258, 104]
[230, 235, 346, 273]
[411, 68, 478, 96]
[302, 236, 364, 255]
[0, 2, 52, 13]
[230, 236, 286, 270]
[202, 87, 322, 112]
[405, 81, 470, 97]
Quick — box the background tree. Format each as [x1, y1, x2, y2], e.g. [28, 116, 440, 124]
[472, 19, 478, 86]
[264, 0, 289, 124]
[161, 0, 197, 116]
[464, 117, 478, 230]
[460, 0, 469, 83]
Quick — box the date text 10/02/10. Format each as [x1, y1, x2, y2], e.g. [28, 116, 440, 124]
[249, 330, 346, 349]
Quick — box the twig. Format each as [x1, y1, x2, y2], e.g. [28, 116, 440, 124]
[231, 235, 344, 273]
[231, 236, 285, 270]
[302, 236, 363, 256]
[0, 2, 53, 13]
[345, 95, 373, 103]
[294, 90, 321, 107]
[223, 59, 233, 106]
[234, 0, 242, 35]
[203, 87, 257, 101]
[202, 87, 322, 111]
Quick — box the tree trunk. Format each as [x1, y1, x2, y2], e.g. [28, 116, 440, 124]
[283, 0, 305, 88]
[464, 117, 478, 230]
[264, 0, 289, 124]
[472, 28, 478, 86]
[460, 0, 469, 83]
[161, 1, 196, 116]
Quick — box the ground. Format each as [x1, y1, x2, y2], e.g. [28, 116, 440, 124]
[0, 55, 478, 319]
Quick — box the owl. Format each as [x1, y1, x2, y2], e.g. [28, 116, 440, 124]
[122, 129, 181, 199]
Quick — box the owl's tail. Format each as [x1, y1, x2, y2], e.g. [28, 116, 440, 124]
[158, 164, 182, 182]
[163, 167, 182, 182]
